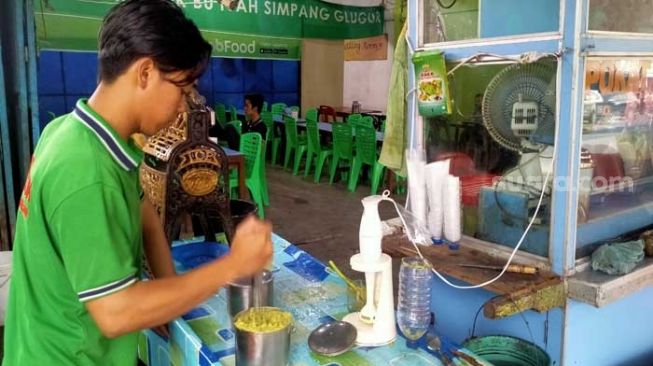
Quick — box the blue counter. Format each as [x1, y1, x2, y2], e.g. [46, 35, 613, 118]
[138, 234, 456, 366]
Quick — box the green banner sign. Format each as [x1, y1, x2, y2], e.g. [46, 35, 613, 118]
[35, 0, 384, 60]
[202, 31, 302, 60]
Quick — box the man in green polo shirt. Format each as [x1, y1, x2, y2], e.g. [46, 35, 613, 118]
[2, 1, 273, 364]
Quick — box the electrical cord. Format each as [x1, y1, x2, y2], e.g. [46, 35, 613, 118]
[436, 0, 457, 9]
[492, 147, 552, 222]
[385, 141, 556, 290]
[446, 52, 561, 76]
[470, 295, 500, 338]
[470, 294, 535, 344]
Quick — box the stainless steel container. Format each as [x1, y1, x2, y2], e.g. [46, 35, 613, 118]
[228, 270, 273, 317]
[234, 307, 292, 366]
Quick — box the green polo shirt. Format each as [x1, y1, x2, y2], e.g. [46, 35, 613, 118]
[3, 100, 144, 365]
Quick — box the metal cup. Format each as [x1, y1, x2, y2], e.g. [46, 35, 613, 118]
[234, 307, 292, 366]
[228, 270, 273, 317]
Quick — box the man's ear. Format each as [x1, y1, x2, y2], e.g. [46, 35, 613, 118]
[134, 57, 156, 89]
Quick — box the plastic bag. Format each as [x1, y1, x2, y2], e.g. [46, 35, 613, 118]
[617, 129, 647, 180]
[591, 240, 644, 275]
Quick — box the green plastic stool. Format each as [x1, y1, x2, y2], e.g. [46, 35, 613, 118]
[239, 133, 267, 218]
[283, 116, 307, 175]
[261, 111, 281, 166]
[348, 125, 385, 194]
[329, 123, 354, 185]
[305, 119, 333, 182]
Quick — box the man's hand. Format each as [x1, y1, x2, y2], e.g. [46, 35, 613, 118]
[224, 216, 273, 279]
[85, 215, 273, 338]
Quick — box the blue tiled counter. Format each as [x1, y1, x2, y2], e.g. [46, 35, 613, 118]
[138, 234, 446, 366]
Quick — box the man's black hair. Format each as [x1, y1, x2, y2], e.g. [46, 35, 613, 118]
[98, 0, 212, 85]
[245, 93, 264, 114]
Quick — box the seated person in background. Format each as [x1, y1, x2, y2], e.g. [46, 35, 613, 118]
[210, 93, 267, 150]
[242, 93, 267, 139]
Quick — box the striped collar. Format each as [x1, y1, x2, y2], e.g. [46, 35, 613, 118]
[72, 99, 142, 171]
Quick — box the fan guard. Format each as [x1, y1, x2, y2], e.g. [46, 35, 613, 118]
[482, 63, 556, 152]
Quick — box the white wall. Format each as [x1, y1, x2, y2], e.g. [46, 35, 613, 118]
[342, 9, 395, 114]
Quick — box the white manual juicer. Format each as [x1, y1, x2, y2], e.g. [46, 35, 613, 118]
[342, 194, 397, 347]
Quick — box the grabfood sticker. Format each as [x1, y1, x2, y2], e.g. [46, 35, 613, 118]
[413, 51, 452, 117]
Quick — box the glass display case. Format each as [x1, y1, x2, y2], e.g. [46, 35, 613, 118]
[424, 60, 558, 258]
[577, 58, 653, 254]
[413, 1, 653, 364]
[417, 0, 653, 267]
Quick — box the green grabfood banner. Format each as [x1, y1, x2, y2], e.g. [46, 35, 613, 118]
[35, 0, 385, 60]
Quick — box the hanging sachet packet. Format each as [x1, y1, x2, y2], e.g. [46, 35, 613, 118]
[413, 50, 452, 117]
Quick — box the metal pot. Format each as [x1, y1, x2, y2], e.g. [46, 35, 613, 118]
[234, 307, 292, 366]
[228, 270, 273, 317]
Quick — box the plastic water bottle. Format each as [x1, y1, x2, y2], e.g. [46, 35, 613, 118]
[396, 257, 432, 342]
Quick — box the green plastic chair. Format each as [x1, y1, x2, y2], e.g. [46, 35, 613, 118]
[304, 119, 333, 182]
[229, 136, 269, 206]
[261, 111, 281, 165]
[239, 133, 266, 218]
[306, 108, 318, 122]
[214, 103, 227, 129]
[282, 116, 307, 175]
[262, 101, 269, 112]
[260, 139, 270, 207]
[359, 116, 375, 128]
[348, 125, 385, 194]
[271, 103, 287, 115]
[349, 115, 374, 129]
[229, 105, 239, 121]
[227, 120, 242, 135]
[329, 123, 354, 185]
[347, 114, 362, 125]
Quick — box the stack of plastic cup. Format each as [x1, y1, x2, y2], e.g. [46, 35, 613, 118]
[396, 257, 433, 342]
